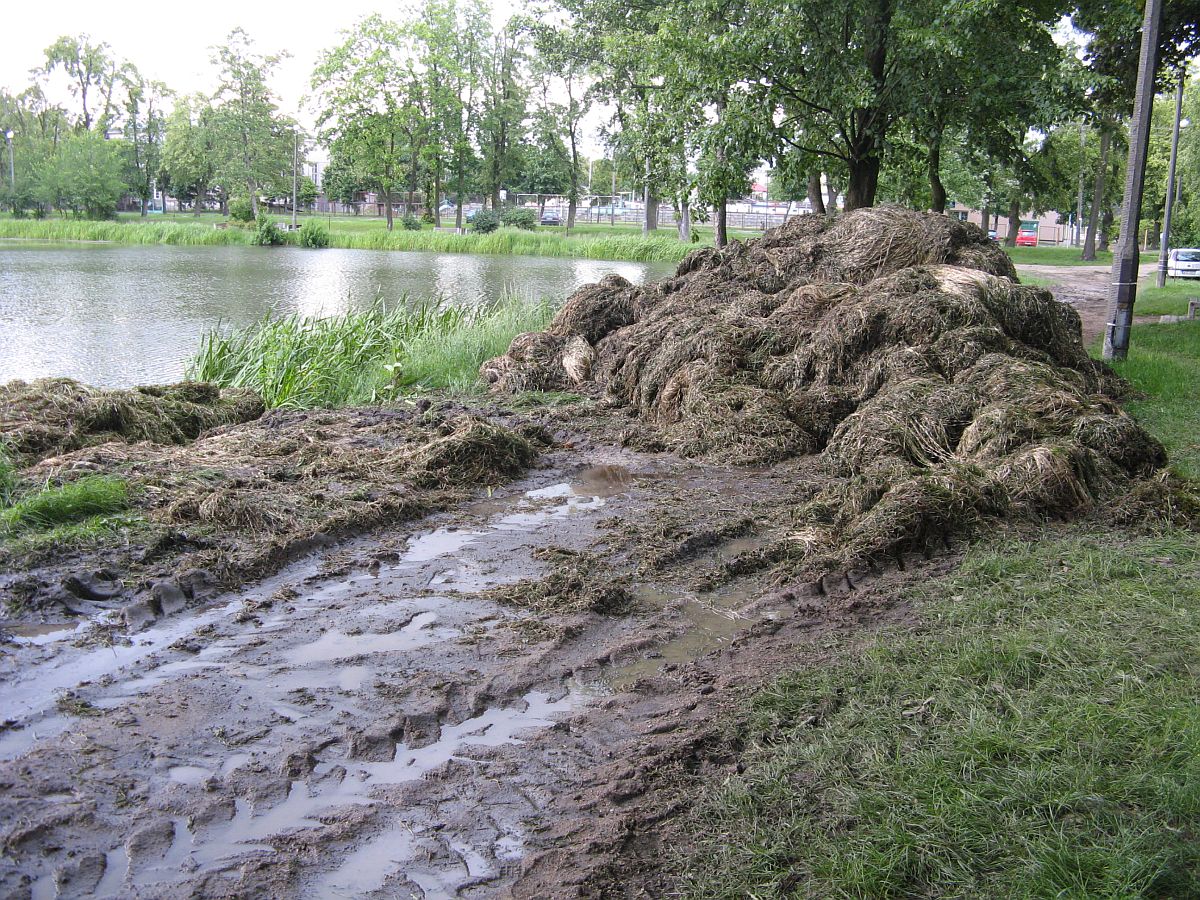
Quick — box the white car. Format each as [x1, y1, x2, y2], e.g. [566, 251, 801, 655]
[1167, 248, 1200, 278]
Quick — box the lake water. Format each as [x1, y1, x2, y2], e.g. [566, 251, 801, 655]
[0, 242, 675, 387]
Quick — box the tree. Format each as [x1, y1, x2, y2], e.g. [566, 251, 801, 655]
[477, 23, 527, 210]
[119, 66, 169, 215]
[160, 95, 219, 214]
[313, 15, 428, 230]
[210, 28, 292, 217]
[41, 35, 119, 133]
[35, 130, 125, 217]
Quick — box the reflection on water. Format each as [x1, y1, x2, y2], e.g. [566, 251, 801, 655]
[0, 242, 673, 387]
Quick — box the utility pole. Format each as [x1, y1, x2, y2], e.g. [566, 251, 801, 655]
[1075, 122, 1086, 247]
[291, 128, 299, 230]
[1156, 76, 1184, 288]
[1102, 0, 1162, 361]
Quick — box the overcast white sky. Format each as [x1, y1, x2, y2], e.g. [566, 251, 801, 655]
[4, 0, 613, 156]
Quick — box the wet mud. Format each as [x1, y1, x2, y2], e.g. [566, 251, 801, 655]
[1, 437, 877, 898]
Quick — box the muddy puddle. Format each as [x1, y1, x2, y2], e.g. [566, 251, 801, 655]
[1, 453, 791, 898]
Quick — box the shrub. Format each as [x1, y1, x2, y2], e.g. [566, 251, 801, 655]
[500, 207, 537, 230]
[251, 214, 285, 246]
[401, 215, 422, 231]
[470, 210, 500, 234]
[298, 218, 330, 249]
[229, 197, 255, 223]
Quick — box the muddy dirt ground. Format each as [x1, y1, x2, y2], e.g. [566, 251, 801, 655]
[0, 423, 936, 899]
[1015, 262, 1159, 344]
[0, 259, 1149, 899]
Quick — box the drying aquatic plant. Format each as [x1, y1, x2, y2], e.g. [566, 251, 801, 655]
[0, 379, 263, 465]
[483, 207, 1169, 581]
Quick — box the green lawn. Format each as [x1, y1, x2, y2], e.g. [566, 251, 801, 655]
[681, 527, 1200, 899]
[676, 320, 1200, 898]
[1108, 324, 1200, 479]
[1133, 281, 1200, 317]
[1004, 245, 1158, 266]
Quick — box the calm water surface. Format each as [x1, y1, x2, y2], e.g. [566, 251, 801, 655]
[0, 242, 674, 387]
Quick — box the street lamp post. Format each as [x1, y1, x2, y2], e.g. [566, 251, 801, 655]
[4, 130, 13, 200]
[1156, 76, 1185, 289]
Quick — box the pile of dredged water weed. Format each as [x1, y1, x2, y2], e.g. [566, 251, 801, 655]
[4, 404, 542, 616]
[482, 207, 1169, 580]
[0, 378, 263, 464]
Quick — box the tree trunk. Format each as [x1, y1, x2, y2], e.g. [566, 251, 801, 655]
[384, 189, 394, 231]
[807, 172, 826, 215]
[1004, 198, 1020, 247]
[1082, 127, 1111, 261]
[434, 163, 442, 228]
[715, 198, 728, 248]
[928, 130, 946, 213]
[826, 177, 839, 214]
[567, 128, 579, 232]
[248, 181, 258, 217]
[845, 153, 880, 211]
[980, 203, 990, 237]
[1100, 206, 1113, 253]
[642, 178, 657, 236]
[678, 194, 691, 242]
[455, 162, 465, 233]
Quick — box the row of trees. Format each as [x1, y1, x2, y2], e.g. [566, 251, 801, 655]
[0, 30, 307, 220]
[3, 3, 1198, 250]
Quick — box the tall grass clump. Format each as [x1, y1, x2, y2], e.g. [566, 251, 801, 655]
[0, 447, 17, 508]
[0, 218, 251, 246]
[190, 294, 556, 408]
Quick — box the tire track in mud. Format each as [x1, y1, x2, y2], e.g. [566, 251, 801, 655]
[1, 446, 800, 899]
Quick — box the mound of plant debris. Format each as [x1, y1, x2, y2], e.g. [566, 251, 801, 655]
[482, 207, 1167, 580]
[2, 405, 541, 619]
[0, 378, 264, 464]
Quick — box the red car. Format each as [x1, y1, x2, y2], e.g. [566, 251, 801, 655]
[1015, 221, 1040, 247]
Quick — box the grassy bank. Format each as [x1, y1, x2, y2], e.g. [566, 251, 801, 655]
[1108, 323, 1200, 479]
[1133, 281, 1200, 317]
[321, 226, 688, 261]
[677, 322, 1200, 897]
[1004, 245, 1157, 266]
[0, 215, 690, 262]
[681, 527, 1200, 898]
[190, 294, 556, 408]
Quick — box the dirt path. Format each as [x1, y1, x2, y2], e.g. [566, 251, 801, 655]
[1, 435, 923, 899]
[1016, 262, 1158, 344]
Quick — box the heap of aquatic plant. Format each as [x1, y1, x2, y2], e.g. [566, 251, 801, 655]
[0, 378, 263, 464]
[483, 207, 1168, 580]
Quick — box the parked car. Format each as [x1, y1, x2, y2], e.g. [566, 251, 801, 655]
[540, 210, 563, 226]
[1015, 220, 1040, 247]
[1167, 248, 1200, 279]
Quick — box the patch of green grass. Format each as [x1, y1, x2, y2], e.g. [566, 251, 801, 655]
[0, 475, 129, 530]
[1005, 245, 1156, 266]
[3, 514, 139, 555]
[1108, 323, 1200, 478]
[189, 294, 556, 408]
[1133, 281, 1200, 317]
[0, 447, 16, 507]
[679, 528, 1200, 899]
